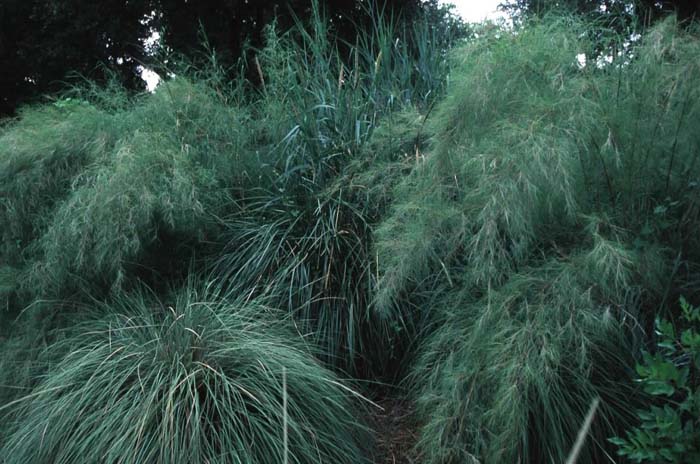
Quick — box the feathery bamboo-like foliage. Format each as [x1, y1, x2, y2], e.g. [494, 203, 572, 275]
[0, 77, 264, 304]
[373, 15, 700, 463]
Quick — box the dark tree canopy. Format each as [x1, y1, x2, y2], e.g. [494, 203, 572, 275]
[503, 0, 699, 24]
[2, 0, 696, 117]
[0, 0, 428, 117]
[500, 0, 699, 61]
[155, 0, 424, 61]
[0, 0, 154, 116]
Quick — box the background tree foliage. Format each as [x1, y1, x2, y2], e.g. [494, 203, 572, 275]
[0, 0, 431, 117]
[504, 0, 699, 25]
[3, 0, 696, 117]
[0, 0, 152, 116]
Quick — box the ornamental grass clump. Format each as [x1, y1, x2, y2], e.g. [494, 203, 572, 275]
[213, 5, 449, 375]
[413, 258, 644, 463]
[373, 15, 700, 463]
[214, 109, 426, 375]
[0, 288, 370, 464]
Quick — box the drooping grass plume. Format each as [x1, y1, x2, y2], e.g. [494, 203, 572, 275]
[0, 76, 264, 306]
[0, 99, 125, 268]
[0, 286, 371, 463]
[376, 16, 700, 311]
[372, 15, 700, 463]
[413, 258, 642, 463]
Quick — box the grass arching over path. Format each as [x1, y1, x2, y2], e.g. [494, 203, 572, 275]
[1, 7, 700, 464]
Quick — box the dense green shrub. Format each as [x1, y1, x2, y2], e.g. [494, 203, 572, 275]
[0, 288, 370, 463]
[610, 298, 700, 463]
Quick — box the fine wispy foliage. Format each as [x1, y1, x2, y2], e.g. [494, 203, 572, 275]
[373, 15, 700, 463]
[413, 258, 642, 463]
[0, 99, 125, 299]
[0, 78, 260, 304]
[0, 287, 371, 463]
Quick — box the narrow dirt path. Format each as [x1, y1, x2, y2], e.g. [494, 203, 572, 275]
[369, 397, 421, 463]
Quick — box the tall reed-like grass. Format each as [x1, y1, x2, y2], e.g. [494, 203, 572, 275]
[211, 2, 458, 375]
[213, 109, 427, 375]
[373, 15, 700, 463]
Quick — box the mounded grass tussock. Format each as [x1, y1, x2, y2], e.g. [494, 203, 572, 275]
[0, 288, 370, 463]
[373, 16, 700, 463]
[414, 258, 642, 463]
[214, 107, 427, 374]
[0, 303, 65, 442]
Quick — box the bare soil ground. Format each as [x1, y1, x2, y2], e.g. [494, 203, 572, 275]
[369, 396, 421, 463]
